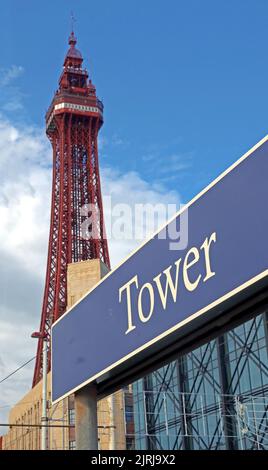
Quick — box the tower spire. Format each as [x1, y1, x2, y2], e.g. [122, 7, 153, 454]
[69, 12, 77, 46]
[64, 26, 82, 67]
[68, 30, 77, 46]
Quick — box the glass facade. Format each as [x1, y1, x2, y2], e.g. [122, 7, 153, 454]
[132, 312, 268, 450]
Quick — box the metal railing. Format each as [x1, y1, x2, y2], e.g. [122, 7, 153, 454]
[128, 391, 268, 450]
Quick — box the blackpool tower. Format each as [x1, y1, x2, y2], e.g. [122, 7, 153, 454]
[32, 31, 110, 386]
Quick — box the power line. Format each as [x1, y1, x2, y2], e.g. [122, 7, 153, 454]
[0, 356, 36, 385]
[0, 423, 115, 429]
[0, 423, 73, 428]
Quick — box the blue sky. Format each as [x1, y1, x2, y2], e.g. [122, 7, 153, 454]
[2, 0, 268, 202]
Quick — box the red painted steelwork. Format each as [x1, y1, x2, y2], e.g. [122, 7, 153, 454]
[32, 32, 110, 387]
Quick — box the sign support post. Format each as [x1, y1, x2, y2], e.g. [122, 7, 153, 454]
[75, 383, 98, 450]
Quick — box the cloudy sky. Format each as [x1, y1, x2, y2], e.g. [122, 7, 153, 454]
[1, 0, 268, 432]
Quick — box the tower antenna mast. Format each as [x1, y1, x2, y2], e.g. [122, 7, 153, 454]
[71, 11, 76, 33]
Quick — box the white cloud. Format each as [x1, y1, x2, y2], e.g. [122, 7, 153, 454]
[111, 133, 125, 146]
[142, 151, 192, 186]
[102, 168, 181, 265]
[2, 98, 24, 112]
[0, 66, 24, 87]
[0, 115, 182, 435]
[0, 117, 51, 278]
[0, 116, 52, 433]
[0, 66, 25, 113]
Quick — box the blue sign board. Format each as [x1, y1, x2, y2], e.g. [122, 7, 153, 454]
[52, 136, 268, 403]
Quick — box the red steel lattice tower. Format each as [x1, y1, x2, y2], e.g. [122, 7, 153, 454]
[32, 31, 110, 386]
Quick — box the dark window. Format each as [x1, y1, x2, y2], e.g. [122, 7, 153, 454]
[69, 440, 76, 450]
[126, 437, 135, 450]
[68, 408, 75, 426]
[125, 405, 133, 423]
